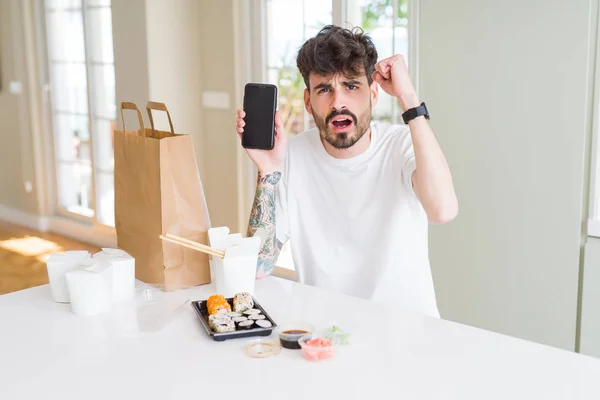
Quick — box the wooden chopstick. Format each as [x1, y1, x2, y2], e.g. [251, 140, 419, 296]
[159, 234, 225, 259]
[164, 233, 222, 256]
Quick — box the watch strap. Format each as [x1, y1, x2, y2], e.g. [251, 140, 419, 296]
[402, 102, 429, 124]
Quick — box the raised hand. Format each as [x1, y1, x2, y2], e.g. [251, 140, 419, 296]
[236, 109, 288, 174]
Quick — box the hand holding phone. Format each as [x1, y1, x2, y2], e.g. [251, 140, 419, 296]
[235, 84, 287, 173]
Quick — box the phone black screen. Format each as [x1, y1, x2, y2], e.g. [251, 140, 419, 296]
[242, 83, 277, 150]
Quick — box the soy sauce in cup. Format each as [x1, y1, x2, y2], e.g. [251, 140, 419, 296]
[277, 323, 315, 350]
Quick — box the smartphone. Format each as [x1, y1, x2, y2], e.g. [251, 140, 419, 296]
[242, 83, 278, 150]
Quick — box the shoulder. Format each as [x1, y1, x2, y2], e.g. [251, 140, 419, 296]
[374, 121, 411, 142]
[287, 126, 321, 155]
[372, 121, 413, 156]
[288, 127, 318, 146]
[282, 127, 319, 178]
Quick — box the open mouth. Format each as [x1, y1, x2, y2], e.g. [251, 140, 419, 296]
[330, 117, 354, 131]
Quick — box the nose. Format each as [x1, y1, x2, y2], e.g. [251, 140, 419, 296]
[330, 89, 347, 113]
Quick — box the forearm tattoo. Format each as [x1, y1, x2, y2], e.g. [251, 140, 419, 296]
[248, 171, 284, 278]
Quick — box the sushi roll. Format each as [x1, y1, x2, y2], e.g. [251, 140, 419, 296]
[233, 292, 254, 313]
[215, 308, 229, 317]
[232, 316, 248, 323]
[228, 312, 242, 318]
[208, 314, 235, 333]
[237, 320, 255, 330]
[208, 314, 223, 323]
[212, 320, 235, 333]
[248, 313, 266, 320]
[255, 320, 272, 328]
[208, 314, 232, 326]
[207, 294, 231, 315]
[243, 309, 261, 316]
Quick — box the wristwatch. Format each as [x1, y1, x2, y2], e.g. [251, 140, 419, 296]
[402, 102, 430, 124]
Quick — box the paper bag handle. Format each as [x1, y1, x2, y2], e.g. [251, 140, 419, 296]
[146, 101, 175, 135]
[120, 102, 146, 132]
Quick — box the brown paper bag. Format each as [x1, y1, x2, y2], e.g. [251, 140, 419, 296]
[114, 101, 211, 289]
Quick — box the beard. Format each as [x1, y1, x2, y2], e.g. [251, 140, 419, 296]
[311, 102, 372, 150]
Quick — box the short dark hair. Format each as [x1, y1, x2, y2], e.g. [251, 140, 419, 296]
[296, 25, 378, 90]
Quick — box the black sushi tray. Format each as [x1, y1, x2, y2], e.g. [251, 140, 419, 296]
[191, 296, 278, 342]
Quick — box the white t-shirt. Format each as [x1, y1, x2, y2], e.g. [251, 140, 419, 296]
[276, 121, 440, 318]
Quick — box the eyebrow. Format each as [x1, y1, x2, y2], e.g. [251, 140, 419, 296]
[312, 79, 362, 91]
[342, 80, 361, 87]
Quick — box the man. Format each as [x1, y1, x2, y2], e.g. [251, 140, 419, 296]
[235, 25, 457, 318]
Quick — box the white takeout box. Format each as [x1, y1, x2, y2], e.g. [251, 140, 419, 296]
[92, 248, 136, 302]
[208, 227, 261, 297]
[46, 250, 91, 303]
[65, 258, 112, 316]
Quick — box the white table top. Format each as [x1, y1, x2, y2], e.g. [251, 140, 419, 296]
[1, 277, 600, 399]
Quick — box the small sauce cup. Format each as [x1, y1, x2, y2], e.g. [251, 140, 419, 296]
[277, 323, 315, 350]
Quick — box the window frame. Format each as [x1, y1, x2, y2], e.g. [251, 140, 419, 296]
[38, 0, 116, 228]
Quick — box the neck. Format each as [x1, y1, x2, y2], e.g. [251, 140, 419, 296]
[320, 127, 372, 159]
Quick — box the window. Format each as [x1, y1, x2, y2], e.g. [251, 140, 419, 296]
[255, 0, 415, 270]
[262, 0, 410, 136]
[43, 0, 116, 227]
[265, 0, 333, 134]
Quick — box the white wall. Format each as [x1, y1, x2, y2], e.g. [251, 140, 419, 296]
[421, 0, 596, 350]
[111, 0, 150, 120]
[112, 0, 205, 174]
[0, 0, 42, 216]
[197, 0, 242, 232]
[145, 0, 204, 177]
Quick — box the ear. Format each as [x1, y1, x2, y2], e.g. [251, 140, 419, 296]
[370, 81, 379, 108]
[304, 88, 312, 115]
